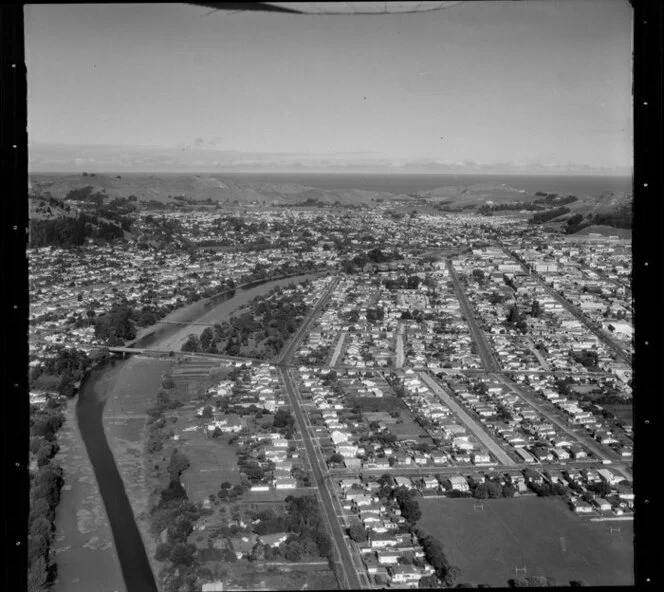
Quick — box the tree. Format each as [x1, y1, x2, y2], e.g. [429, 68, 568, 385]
[472, 483, 489, 499]
[181, 334, 200, 353]
[284, 540, 303, 562]
[419, 575, 440, 588]
[167, 449, 191, 481]
[442, 565, 461, 587]
[200, 327, 214, 351]
[401, 498, 422, 523]
[530, 300, 543, 317]
[502, 483, 516, 498]
[506, 304, 521, 324]
[249, 542, 266, 562]
[273, 409, 295, 429]
[348, 523, 367, 542]
[587, 481, 612, 497]
[155, 542, 173, 561]
[169, 542, 196, 567]
[485, 481, 503, 499]
[328, 453, 344, 465]
[159, 480, 188, 505]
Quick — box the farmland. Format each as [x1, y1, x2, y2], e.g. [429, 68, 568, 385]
[417, 497, 633, 587]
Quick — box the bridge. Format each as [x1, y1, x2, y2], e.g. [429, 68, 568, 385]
[106, 346, 262, 364]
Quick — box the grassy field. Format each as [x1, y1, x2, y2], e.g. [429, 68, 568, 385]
[604, 404, 633, 426]
[175, 423, 242, 503]
[352, 396, 429, 439]
[219, 561, 338, 590]
[417, 497, 633, 587]
[348, 395, 406, 413]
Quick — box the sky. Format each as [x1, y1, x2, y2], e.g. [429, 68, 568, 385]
[25, 1, 633, 174]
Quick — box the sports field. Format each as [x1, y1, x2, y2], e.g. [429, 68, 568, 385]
[417, 497, 633, 587]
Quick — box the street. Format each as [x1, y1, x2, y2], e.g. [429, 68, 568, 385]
[279, 368, 368, 590]
[446, 258, 501, 371]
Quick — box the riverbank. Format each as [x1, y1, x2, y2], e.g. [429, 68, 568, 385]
[53, 272, 324, 591]
[53, 397, 124, 592]
[131, 272, 320, 352]
[101, 356, 175, 589]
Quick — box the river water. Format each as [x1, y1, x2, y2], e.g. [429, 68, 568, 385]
[131, 273, 318, 351]
[52, 272, 318, 592]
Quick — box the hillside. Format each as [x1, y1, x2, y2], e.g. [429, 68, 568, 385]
[29, 193, 80, 221]
[411, 183, 533, 208]
[29, 173, 402, 206]
[571, 225, 632, 239]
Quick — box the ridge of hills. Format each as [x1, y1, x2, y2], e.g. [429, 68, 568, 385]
[28, 173, 632, 235]
[29, 173, 403, 206]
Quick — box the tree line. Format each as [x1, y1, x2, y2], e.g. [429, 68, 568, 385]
[181, 285, 309, 359]
[27, 399, 66, 591]
[29, 212, 125, 248]
[528, 207, 572, 225]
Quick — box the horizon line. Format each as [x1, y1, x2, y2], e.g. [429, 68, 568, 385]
[28, 169, 633, 177]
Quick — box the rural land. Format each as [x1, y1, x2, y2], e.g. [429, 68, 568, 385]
[28, 173, 633, 591]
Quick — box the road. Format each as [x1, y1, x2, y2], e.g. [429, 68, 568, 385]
[328, 331, 348, 367]
[419, 371, 516, 466]
[395, 325, 405, 368]
[446, 259, 501, 371]
[496, 244, 631, 366]
[279, 368, 367, 589]
[524, 337, 551, 371]
[279, 276, 341, 364]
[328, 458, 631, 479]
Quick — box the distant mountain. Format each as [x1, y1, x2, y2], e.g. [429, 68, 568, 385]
[29, 142, 631, 176]
[410, 183, 532, 206]
[28, 173, 405, 206]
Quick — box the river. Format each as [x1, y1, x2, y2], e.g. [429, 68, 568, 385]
[130, 273, 319, 351]
[53, 272, 319, 592]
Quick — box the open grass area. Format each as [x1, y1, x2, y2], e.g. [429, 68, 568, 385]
[388, 414, 429, 439]
[417, 497, 633, 587]
[348, 395, 406, 413]
[352, 397, 429, 439]
[173, 420, 242, 503]
[604, 404, 633, 426]
[219, 561, 338, 590]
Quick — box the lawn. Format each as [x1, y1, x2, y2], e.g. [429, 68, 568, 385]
[417, 497, 633, 587]
[220, 561, 338, 590]
[604, 404, 633, 426]
[348, 395, 406, 413]
[175, 424, 242, 503]
[350, 396, 429, 439]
